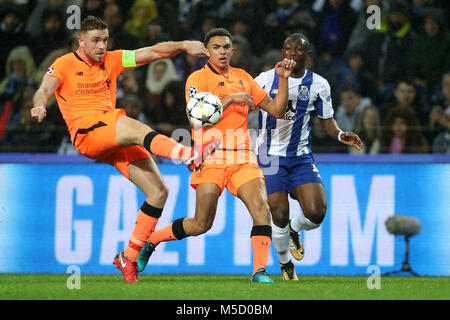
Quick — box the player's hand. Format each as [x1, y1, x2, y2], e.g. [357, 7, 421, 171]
[222, 93, 255, 110]
[31, 106, 47, 123]
[275, 58, 296, 79]
[339, 132, 364, 150]
[184, 40, 207, 58]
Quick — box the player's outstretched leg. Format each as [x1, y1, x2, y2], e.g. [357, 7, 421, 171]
[113, 251, 139, 282]
[289, 221, 305, 261]
[185, 138, 221, 171]
[280, 260, 298, 281]
[137, 217, 188, 272]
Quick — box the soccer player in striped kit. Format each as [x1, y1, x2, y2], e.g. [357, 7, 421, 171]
[255, 33, 364, 280]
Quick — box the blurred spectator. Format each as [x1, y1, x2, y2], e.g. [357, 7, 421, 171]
[117, 69, 141, 101]
[103, 3, 139, 50]
[259, 49, 282, 72]
[426, 73, 450, 145]
[1, 90, 57, 152]
[82, 0, 106, 20]
[314, 0, 358, 57]
[142, 17, 171, 46]
[218, 0, 263, 21]
[218, 0, 267, 52]
[310, 117, 343, 153]
[174, 52, 206, 85]
[31, 8, 67, 66]
[408, 8, 450, 94]
[186, 14, 217, 41]
[0, 4, 32, 79]
[381, 106, 428, 153]
[335, 86, 371, 132]
[345, 0, 386, 56]
[25, 0, 66, 37]
[362, 0, 416, 93]
[262, 0, 317, 50]
[145, 59, 179, 106]
[119, 94, 149, 124]
[380, 79, 430, 126]
[187, 0, 222, 32]
[151, 80, 190, 137]
[351, 105, 381, 154]
[125, 0, 159, 43]
[229, 35, 260, 77]
[431, 106, 450, 153]
[0, 46, 36, 104]
[410, 0, 434, 32]
[227, 16, 265, 54]
[336, 47, 377, 102]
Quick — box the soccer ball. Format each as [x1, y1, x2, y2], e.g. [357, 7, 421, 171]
[186, 92, 223, 128]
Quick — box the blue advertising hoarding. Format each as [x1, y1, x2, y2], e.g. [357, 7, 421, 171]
[0, 160, 449, 276]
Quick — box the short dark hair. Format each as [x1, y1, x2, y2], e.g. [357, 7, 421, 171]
[284, 33, 311, 52]
[204, 28, 233, 46]
[80, 16, 108, 34]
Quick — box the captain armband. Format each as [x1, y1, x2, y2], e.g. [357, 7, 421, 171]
[122, 50, 137, 68]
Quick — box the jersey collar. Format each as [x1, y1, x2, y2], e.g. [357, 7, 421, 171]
[207, 61, 231, 79]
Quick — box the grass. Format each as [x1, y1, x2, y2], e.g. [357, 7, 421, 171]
[0, 274, 449, 300]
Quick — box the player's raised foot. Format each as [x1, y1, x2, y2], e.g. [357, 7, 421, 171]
[251, 268, 274, 283]
[113, 251, 139, 282]
[185, 138, 221, 171]
[137, 241, 156, 272]
[289, 222, 304, 261]
[280, 260, 299, 281]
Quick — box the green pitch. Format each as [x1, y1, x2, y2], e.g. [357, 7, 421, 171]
[0, 274, 448, 300]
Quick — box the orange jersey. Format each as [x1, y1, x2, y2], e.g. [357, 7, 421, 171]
[185, 62, 267, 161]
[44, 50, 125, 141]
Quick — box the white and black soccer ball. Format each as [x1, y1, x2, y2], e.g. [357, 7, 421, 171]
[186, 92, 223, 128]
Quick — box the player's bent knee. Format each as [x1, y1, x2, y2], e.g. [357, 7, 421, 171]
[152, 184, 169, 204]
[271, 207, 290, 228]
[305, 205, 327, 225]
[190, 221, 212, 236]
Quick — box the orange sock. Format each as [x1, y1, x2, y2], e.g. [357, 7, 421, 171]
[149, 218, 188, 246]
[144, 132, 190, 161]
[124, 202, 162, 262]
[148, 223, 177, 246]
[250, 225, 272, 274]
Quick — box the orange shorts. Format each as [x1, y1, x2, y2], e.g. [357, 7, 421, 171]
[71, 108, 150, 178]
[190, 162, 264, 196]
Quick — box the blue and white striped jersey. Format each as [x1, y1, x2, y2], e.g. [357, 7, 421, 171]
[255, 69, 334, 157]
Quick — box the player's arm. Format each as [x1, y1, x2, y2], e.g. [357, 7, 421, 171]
[257, 58, 296, 119]
[320, 118, 364, 150]
[134, 41, 206, 67]
[31, 76, 60, 122]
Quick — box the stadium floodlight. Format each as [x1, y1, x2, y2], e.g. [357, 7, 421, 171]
[384, 214, 422, 276]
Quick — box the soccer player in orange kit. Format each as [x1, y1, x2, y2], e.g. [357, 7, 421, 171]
[30, 16, 219, 282]
[137, 28, 296, 283]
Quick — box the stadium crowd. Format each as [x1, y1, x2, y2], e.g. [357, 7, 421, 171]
[0, 0, 449, 155]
